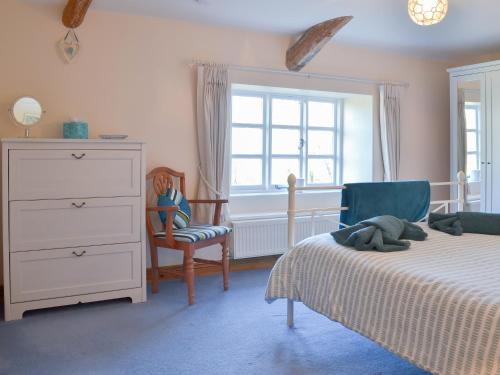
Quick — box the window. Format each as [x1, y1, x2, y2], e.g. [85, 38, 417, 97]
[465, 102, 481, 177]
[231, 89, 342, 192]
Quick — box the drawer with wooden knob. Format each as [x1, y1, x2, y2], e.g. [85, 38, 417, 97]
[10, 243, 142, 303]
[9, 149, 141, 200]
[9, 197, 141, 252]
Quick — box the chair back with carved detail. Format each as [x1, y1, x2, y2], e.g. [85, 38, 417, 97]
[146, 167, 186, 208]
[146, 167, 187, 233]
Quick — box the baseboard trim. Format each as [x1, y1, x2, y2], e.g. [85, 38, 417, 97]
[146, 255, 279, 282]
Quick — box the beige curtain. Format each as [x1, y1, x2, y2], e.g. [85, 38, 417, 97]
[379, 84, 401, 181]
[195, 64, 231, 223]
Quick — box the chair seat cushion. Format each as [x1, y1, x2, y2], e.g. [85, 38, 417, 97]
[155, 224, 232, 243]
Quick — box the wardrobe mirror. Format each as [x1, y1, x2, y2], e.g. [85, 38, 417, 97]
[457, 79, 482, 211]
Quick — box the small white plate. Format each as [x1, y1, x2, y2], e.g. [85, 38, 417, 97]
[99, 134, 128, 140]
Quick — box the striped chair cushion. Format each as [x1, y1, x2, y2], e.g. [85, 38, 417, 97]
[154, 224, 232, 243]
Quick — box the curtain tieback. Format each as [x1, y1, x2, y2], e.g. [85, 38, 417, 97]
[198, 165, 223, 196]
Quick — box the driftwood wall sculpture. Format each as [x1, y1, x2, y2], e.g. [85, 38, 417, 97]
[286, 16, 353, 72]
[62, 0, 93, 28]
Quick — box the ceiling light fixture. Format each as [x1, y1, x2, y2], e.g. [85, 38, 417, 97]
[408, 0, 448, 26]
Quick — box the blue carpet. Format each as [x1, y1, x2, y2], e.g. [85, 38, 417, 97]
[0, 269, 430, 375]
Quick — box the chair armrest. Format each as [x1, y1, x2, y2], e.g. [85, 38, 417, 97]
[188, 199, 228, 225]
[146, 205, 178, 246]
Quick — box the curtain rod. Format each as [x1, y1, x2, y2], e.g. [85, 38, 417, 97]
[188, 60, 410, 88]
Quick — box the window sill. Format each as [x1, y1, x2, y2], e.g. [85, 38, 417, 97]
[231, 212, 287, 221]
[230, 189, 340, 198]
[231, 191, 287, 198]
[230, 211, 340, 222]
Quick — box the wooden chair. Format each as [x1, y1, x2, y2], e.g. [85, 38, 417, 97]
[146, 167, 230, 305]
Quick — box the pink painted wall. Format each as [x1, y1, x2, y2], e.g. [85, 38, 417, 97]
[1, 0, 453, 188]
[0, 0, 489, 274]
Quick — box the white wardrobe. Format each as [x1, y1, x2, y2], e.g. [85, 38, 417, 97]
[449, 60, 500, 213]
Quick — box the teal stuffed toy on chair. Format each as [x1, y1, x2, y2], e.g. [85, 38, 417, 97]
[157, 188, 192, 229]
[146, 167, 231, 305]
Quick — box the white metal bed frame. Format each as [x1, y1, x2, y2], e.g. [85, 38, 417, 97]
[285, 171, 466, 327]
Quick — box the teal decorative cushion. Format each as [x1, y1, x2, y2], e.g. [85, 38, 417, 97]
[154, 224, 232, 243]
[158, 188, 191, 229]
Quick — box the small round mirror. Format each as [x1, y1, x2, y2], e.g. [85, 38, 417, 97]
[9, 97, 43, 137]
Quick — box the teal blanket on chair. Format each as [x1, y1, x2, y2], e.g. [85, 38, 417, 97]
[331, 215, 428, 252]
[340, 181, 431, 226]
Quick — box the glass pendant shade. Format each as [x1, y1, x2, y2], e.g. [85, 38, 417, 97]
[408, 0, 448, 26]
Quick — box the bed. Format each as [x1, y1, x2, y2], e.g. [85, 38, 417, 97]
[265, 173, 500, 375]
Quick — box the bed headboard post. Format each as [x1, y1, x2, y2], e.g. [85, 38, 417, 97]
[457, 170, 466, 211]
[287, 174, 297, 249]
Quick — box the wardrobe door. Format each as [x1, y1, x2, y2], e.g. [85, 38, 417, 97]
[451, 74, 486, 212]
[488, 70, 500, 213]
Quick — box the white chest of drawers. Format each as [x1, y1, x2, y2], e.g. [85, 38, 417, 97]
[1, 139, 147, 321]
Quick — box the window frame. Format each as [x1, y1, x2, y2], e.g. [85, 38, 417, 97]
[230, 89, 343, 194]
[269, 94, 304, 189]
[304, 98, 341, 186]
[230, 92, 267, 192]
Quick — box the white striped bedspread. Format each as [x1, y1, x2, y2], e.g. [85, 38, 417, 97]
[265, 225, 500, 375]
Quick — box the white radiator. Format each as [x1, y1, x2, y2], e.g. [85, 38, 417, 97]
[231, 215, 338, 259]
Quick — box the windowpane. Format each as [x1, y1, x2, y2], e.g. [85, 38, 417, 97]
[465, 108, 477, 130]
[272, 128, 300, 155]
[272, 98, 300, 126]
[308, 130, 334, 155]
[232, 96, 263, 124]
[308, 101, 335, 127]
[232, 127, 263, 155]
[271, 158, 300, 185]
[467, 154, 478, 176]
[230, 88, 348, 191]
[231, 159, 262, 186]
[466, 131, 477, 153]
[308, 159, 334, 184]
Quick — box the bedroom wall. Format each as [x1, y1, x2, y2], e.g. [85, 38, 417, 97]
[0, 0, 468, 276]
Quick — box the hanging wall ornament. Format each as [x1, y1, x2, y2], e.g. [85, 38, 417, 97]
[58, 29, 80, 63]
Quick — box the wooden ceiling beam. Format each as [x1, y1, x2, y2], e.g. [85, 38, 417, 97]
[62, 0, 93, 28]
[286, 16, 353, 72]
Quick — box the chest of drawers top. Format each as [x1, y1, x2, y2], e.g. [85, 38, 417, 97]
[2, 138, 145, 201]
[2, 138, 144, 147]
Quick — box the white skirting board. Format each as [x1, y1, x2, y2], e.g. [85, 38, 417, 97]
[231, 215, 337, 259]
